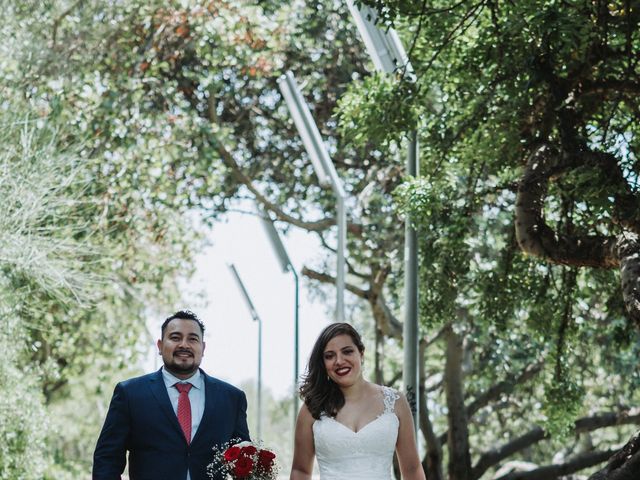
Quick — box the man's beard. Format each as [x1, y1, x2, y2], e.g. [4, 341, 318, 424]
[166, 352, 198, 374]
[170, 361, 196, 373]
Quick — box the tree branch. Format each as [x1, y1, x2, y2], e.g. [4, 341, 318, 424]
[300, 266, 402, 337]
[438, 360, 544, 446]
[515, 143, 619, 268]
[314, 231, 369, 278]
[301, 266, 368, 298]
[425, 322, 453, 348]
[474, 409, 640, 478]
[495, 449, 616, 480]
[466, 361, 544, 419]
[51, 0, 84, 47]
[581, 79, 640, 96]
[474, 427, 546, 479]
[575, 408, 640, 433]
[215, 141, 360, 233]
[515, 141, 640, 325]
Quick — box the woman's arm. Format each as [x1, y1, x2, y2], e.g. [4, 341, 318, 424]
[395, 393, 426, 480]
[290, 404, 316, 480]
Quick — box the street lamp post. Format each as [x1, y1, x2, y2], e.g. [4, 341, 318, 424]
[277, 71, 347, 323]
[228, 263, 263, 440]
[346, 0, 413, 75]
[346, 0, 420, 434]
[259, 212, 300, 432]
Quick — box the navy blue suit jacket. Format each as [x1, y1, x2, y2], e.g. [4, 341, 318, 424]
[92, 368, 250, 480]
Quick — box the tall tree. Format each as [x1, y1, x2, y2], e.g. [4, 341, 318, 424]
[355, 0, 640, 477]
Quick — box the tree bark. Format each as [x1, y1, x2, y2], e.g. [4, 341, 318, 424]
[616, 233, 640, 328]
[444, 328, 472, 480]
[515, 142, 640, 327]
[495, 449, 616, 480]
[214, 140, 363, 235]
[419, 337, 444, 480]
[473, 409, 640, 478]
[438, 361, 544, 446]
[473, 428, 545, 479]
[515, 143, 618, 268]
[588, 431, 640, 480]
[301, 265, 403, 337]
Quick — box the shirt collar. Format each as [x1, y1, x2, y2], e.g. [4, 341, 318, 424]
[161, 367, 203, 390]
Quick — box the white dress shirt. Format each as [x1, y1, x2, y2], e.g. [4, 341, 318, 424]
[162, 368, 206, 480]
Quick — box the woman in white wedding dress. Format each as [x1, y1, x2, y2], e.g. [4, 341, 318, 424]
[290, 323, 426, 480]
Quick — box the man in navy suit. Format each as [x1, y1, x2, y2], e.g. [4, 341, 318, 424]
[93, 310, 250, 480]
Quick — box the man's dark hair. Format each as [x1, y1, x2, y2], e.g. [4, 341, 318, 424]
[161, 310, 205, 338]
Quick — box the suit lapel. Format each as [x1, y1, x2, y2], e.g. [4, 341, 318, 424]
[148, 368, 185, 439]
[191, 370, 219, 445]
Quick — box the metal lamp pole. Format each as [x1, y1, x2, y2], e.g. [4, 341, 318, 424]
[277, 71, 347, 323]
[259, 212, 300, 430]
[346, 0, 420, 434]
[228, 263, 263, 440]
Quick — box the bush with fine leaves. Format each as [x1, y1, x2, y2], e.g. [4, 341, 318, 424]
[0, 306, 49, 479]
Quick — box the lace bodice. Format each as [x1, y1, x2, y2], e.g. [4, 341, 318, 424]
[313, 386, 400, 480]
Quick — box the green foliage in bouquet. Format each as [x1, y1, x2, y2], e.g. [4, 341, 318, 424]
[336, 73, 422, 148]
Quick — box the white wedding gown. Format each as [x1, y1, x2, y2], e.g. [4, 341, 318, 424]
[313, 386, 400, 480]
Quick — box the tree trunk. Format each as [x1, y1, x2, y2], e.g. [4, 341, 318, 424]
[444, 328, 472, 480]
[616, 233, 640, 328]
[374, 326, 384, 385]
[588, 431, 640, 480]
[419, 337, 444, 480]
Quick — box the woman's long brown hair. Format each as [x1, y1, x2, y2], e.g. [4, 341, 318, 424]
[299, 322, 365, 419]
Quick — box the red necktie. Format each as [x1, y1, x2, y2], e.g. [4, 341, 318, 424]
[175, 383, 193, 444]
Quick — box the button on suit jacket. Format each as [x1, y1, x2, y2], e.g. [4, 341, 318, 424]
[92, 368, 250, 480]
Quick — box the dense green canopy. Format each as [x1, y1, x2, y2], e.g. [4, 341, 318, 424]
[357, 1, 640, 478]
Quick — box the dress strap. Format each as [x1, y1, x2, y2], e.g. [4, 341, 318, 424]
[382, 386, 400, 414]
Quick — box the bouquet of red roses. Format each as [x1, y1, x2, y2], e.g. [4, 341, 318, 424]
[208, 440, 277, 480]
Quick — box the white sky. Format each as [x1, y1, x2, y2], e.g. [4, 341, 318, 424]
[146, 210, 333, 400]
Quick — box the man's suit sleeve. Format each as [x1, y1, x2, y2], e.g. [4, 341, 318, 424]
[233, 390, 251, 441]
[92, 382, 130, 480]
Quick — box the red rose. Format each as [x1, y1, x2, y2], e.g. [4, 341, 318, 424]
[223, 446, 241, 462]
[258, 449, 276, 469]
[233, 455, 254, 477]
[240, 445, 257, 457]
